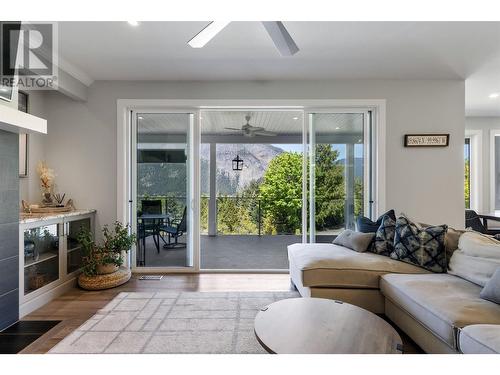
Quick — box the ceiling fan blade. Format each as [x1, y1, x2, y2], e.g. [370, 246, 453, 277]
[224, 127, 242, 131]
[248, 126, 265, 132]
[253, 130, 277, 136]
[262, 21, 299, 56]
[188, 21, 230, 48]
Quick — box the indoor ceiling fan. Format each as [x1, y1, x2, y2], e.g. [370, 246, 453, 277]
[188, 21, 299, 56]
[224, 115, 277, 137]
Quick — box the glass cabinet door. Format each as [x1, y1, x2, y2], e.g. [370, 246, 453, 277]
[23, 224, 60, 295]
[66, 218, 91, 274]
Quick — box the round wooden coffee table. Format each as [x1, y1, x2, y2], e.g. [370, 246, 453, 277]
[254, 298, 403, 354]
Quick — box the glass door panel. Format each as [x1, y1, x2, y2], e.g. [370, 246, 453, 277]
[66, 218, 90, 274]
[308, 112, 368, 243]
[24, 224, 59, 295]
[199, 110, 305, 269]
[135, 112, 193, 268]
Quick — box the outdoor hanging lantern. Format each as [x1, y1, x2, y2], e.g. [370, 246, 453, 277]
[232, 154, 244, 171]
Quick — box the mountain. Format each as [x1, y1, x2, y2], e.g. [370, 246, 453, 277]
[201, 144, 284, 195]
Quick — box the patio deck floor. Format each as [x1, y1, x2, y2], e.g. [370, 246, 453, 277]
[137, 234, 335, 269]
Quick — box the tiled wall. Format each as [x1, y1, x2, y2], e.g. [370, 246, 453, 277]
[0, 129, 19, 331]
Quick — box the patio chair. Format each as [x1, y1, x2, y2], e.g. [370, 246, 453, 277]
[136, 221, 147, 266]
[161, 207, 187, 249]
[139, 199, 162, 253]
[465, 209, 500, 236]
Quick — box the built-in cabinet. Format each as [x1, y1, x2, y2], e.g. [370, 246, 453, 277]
[19, 210, 95, 317]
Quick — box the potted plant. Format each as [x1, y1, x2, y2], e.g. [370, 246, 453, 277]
[77, 221, 136, 277]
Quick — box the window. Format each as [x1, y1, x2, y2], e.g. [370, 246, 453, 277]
[464, 137, 471, 209]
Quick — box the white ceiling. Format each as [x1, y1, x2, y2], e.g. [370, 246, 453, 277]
[58, 21, 500, 116]
[137, 111, 363, 136]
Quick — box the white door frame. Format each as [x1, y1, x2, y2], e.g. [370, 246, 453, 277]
[130, 109, 199, 273]
[465, 129, 483, 212]
[117, 99, 386, 273]
[306, 109, 376, 242]
[489, 129, 500, 213]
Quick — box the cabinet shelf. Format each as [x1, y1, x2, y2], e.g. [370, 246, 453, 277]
[24, 251, 58, 268]
[20, 211, 95, 317]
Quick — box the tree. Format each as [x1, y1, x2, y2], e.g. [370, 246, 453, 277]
[465, 159, 470, 209]
[354, 177, 364, 217]
[217, 195, 257, 234]
[314, 144, 345, 230]
[259, 146, 347, 234]
[259, 152, 304, 234]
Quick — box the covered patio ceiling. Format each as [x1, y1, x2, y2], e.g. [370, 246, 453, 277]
[136, 110, 364, 137]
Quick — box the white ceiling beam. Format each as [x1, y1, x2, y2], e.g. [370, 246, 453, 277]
[262, 21, 299, 56]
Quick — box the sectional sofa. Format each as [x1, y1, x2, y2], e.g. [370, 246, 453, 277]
[288, 242, 500, 354]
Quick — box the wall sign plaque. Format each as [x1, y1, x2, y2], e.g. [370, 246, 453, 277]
[404, 134, 449, 147]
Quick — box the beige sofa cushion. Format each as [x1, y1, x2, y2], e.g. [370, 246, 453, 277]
[459, 324, 500, 354]
[448, 250, 500, 287]
[287, 243, 428, 289]
[380, 273, 500, 349]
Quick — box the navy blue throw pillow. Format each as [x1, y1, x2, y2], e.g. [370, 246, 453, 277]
[391, 216, 448, 273]
[357, 209, 396, 233]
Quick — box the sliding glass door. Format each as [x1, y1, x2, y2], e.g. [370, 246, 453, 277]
[199, 110, 305, 270]
[128, 106, 375, 270]
[308, 112, 372, 243]
[132, 112, 195, 269]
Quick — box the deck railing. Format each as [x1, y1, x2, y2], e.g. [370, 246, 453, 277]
[138, 195, 362, 236]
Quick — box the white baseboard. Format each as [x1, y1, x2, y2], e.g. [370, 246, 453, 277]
[20, 278, 77, 318]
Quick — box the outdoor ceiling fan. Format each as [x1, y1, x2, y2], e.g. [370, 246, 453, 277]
[224, 115, 277, 137]
[188, 21, 299, 56]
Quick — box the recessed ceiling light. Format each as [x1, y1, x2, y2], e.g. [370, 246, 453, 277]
[335, 127, 341, 130]
[489, 93, 500, 99]
[292, 117, 299, 120]
[127, 21, 139, 27]
[138, 116, 144, 120]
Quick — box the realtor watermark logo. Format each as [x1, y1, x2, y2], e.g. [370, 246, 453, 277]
[1, 22, 58, 90]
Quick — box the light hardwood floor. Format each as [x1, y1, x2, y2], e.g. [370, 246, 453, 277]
[20, 273, 292, 354]
[20, 273, 421, 354]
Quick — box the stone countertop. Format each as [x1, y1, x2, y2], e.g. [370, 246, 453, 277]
[19, 209, 96, 225]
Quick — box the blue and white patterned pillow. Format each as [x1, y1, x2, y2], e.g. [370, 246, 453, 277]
[391, 216, 448, 273]
[372, 214, 396, 256]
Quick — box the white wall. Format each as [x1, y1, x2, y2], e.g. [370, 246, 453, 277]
[41, 79, 465, 230]
[466, 116, 500, 213]
[19, 91, 48, 204]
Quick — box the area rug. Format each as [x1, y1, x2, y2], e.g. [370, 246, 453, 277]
[49, 291, 299, 354]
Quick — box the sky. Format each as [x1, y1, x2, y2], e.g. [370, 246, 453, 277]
[274, 144, 364, 159]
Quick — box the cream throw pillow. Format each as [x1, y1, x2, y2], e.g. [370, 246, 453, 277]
[458, 231, 500, 259]
[448, 250, 500, 287]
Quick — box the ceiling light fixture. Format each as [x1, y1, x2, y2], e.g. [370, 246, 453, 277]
[489, 93, 500, 99]
[293, 117, 299, 120]
[187, 21, 299, 56]
[127, 21, 139, 27]
[188, 21, 230, 48]
[335, 127, 341, 130]
[138, 116, 144, 120]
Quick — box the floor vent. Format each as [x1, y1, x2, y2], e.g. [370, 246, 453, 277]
[139, 275, 164, 280]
